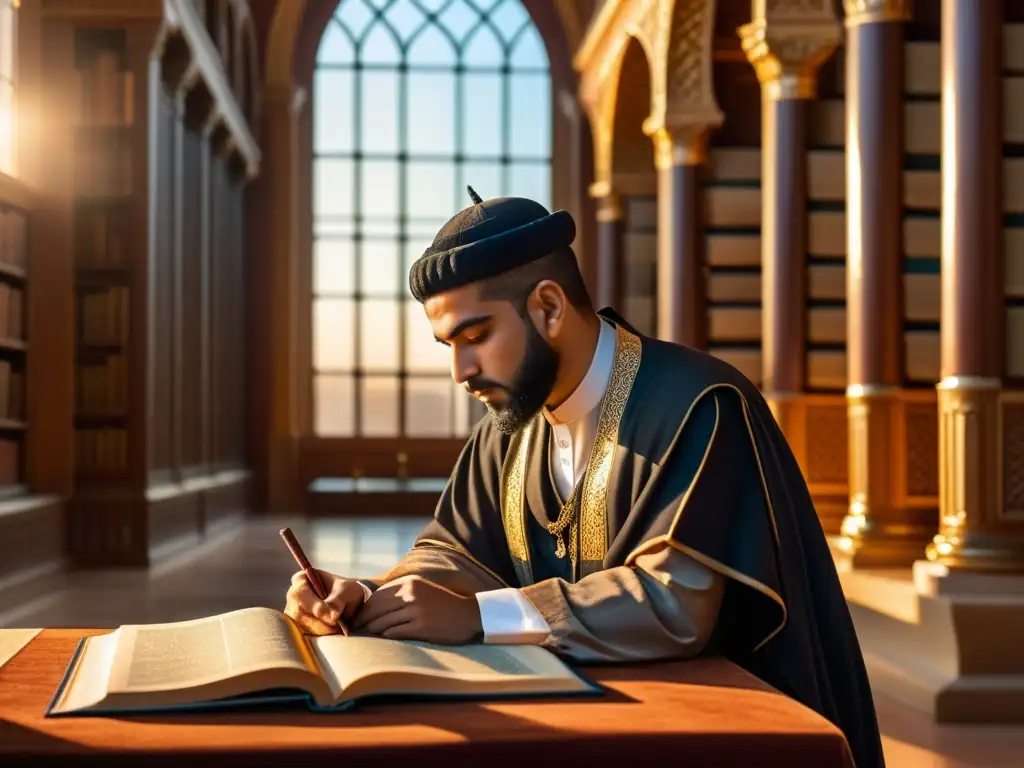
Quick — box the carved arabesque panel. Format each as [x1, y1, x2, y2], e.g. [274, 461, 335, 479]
[805, 403, 848, 485]
[1004, 402, 1024, 515]
[659, 0, 722, 125]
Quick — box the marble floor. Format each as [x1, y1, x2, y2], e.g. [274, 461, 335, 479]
[2, 515, 1021, 767]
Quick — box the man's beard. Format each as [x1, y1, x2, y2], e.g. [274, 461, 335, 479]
[468, 319, 560, 436]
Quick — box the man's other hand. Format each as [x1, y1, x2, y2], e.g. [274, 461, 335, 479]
[351, 575, 483, 645]
[284, 569, 366, 635]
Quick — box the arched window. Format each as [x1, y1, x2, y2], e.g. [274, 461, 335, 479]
[0, 0, 17, 176]
[311, 0, 551, 439]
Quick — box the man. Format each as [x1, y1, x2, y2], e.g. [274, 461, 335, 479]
[285, 188, 885, 768]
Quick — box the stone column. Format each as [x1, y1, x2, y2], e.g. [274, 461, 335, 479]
[592, 186, 625, 311]
[651, 125, 708, 349]
[738, 6, 840, 511]
[260, 84, 305, 512]
[838, 1, 936, 566]
[927, 0, 1024, 572]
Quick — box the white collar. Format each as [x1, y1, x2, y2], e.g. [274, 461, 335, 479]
[544, 319, 616, 426]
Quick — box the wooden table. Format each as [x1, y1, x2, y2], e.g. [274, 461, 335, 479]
[0, 629, 854, 767]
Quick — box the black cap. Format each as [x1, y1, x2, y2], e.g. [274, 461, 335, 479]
[408, 185, 576, 303]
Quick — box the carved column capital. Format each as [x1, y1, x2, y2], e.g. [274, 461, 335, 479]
[843, 0, 913, 28]
[738, 19, 842, 101]
[646, 122, 712, 170]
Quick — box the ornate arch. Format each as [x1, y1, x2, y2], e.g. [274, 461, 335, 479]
[576, 0, 722, 181]
[611, 38, 654, 179]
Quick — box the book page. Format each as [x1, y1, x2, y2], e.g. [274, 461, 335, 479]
[0, 628, 41, 672]
[106, 607, 319, 694]
[312, 635, 581, 695]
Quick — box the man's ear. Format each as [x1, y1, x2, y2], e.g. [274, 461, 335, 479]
[527, 280, 568, 338]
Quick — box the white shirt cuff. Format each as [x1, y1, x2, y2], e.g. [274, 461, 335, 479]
[355, 580, 373, 601]
[475, 588, 550, 644]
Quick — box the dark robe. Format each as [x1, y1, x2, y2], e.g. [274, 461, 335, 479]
[396, 309, 885, 768]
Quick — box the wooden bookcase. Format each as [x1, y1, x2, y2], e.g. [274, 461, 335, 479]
[71, 28, 135, 492]
[34, 0, 260, 569]
[0, 194, 27, 494]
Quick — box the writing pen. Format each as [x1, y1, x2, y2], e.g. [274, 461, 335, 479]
[279, 527, 350, 636]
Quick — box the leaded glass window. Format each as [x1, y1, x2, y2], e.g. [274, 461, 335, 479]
[312, 0, 551, 437]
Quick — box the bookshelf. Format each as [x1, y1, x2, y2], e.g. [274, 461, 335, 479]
[72, 28, 134, 488]
[0, 196, 27, 495]
[33, 0, 263, 569]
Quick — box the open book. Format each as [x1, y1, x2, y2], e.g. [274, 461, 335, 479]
[46, 606, 600, 717]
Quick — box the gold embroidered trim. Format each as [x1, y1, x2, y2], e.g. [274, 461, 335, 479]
[500, 420, 535, 586]
[624, 384, 787, 652]
[500, 322, 643, 583]
[578, 324, 642, 577]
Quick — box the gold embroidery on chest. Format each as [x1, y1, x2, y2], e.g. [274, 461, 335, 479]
[500, 419, 534, 586]
[500, 322, 642, 583]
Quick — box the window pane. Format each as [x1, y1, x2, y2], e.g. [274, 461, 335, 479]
[407, 23, 456, 66]
[437, 0, 477, 40]
[361, 22, 401, 65]
[383, 0, 425, 43]
[463, 24, 502, 68]
[360, 70, 399, 154]
[361, 218, 400, 238]
[314, 298, 355, 371]
[313, 69, 354, 153]
[362, 375, 399, 436]
[319, 20, 358, 63]
[509, 73, 549, 157]
[407, 161, 457, 220]
[490, 0, 530, 44]
[360, 239, 400, 296]
[360, 298, 400, 372]
[508, 163, 550, 209]
[509, 23, 547, 70]
[461, 160, 502, 199]
[315, 374, 355, 436]
[405, 377, 453, 436]
[361, 159, 399, 218]
[314, 238, 355, 295]
[462, 73, 502, 158]
[315, 219, 355, 239]
[405, 300, 449, 372]
[314, 159, 354, 218]
[407, 72, 455, 156]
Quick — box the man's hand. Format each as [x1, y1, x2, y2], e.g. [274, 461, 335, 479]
[351, 575, 483, 645]
[284, 569, 367, 635]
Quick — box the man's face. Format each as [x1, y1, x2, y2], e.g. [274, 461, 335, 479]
[424, 284, 560, 435]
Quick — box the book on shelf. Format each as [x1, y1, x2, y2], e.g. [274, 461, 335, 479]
[74, 47, 134, 128]
[46, 606, 601, 717]
[74, 427, 128, 474]
[79, 287, 129, 346]
[0, 283, 23, 340]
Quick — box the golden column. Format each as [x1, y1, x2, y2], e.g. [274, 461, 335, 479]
[928, 0, 1024, 571]
[838, 0, 937, 567]
[739, 4, 840, 436]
